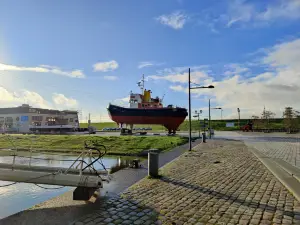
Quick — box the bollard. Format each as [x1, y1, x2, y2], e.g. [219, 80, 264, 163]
[148, 150, 159, 178]
[202, 132, 206, 143]
[132, 159, 140, 168]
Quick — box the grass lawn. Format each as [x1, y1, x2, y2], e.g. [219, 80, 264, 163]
[80, 122, 165, 131]
[81, 118, 291, 132]
[0, 135, 188, 156]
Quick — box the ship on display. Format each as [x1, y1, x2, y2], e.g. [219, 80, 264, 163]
[107, 75, 188, 134]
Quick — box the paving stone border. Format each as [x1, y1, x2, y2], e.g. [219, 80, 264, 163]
[246, 141, 300, 168]
[73, 140, 300, 225]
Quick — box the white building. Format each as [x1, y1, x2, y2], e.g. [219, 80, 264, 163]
[0, 104, 79, 133]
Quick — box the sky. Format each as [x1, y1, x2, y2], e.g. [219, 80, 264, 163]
[1, 0, 300, 122]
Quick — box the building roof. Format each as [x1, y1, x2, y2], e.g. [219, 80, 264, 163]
[0, 105, 78, 115]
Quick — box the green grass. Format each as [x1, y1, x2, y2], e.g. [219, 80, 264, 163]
[0, 135, 188, 156]
[80, 122, 165, 131]
[80, 118, 292, 132]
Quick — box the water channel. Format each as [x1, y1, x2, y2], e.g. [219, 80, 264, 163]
[0, 151, 133, 219]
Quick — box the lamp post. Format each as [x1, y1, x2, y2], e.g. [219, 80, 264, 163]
[188, 68, 214, 151]
[209, 99, 211, 139]
[193, 110, 202, 138]
[209, 106, 222, 139]
[212, 107, 222, 119]
[237, 108, 241, 129]
[221, 109, 223, 120]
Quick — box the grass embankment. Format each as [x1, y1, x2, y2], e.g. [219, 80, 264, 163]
[80, 122, 165, 131]
[81, 118, 288, 131]
[0, 135, 188, 156]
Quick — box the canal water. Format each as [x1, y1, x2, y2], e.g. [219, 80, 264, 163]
[0, 151, 132, 219]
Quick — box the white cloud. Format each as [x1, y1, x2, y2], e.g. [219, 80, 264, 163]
[138, 61, 154, 69]
[258, 0, 300, 21]
[225, 0, 300, 27]
[0, 63, 85, 78]
[172, 1, 300, 33]
[170, 85, 186, 92]
[154, 37, 300, 119]
[103, 75, 118, 81]
[93, 60, 119, 72]
[148, 65, 210, 84]
[156, 11, 188, 30]
[0, 87, 50, 109]
[226, 0, 255, 27]
[224, 63, 249, 76]
[263, 38, 300, 71]
[0, 86, 79, 111]
[138, 61, 165, 69]
[249, 72, 273, 82]
[52, 93, 78, 109]
[112, 96, 130, 107]
[149, 70, 208, 84]
[120, 97, 130, 102]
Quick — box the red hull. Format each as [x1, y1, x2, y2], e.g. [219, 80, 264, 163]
[110, 115, 185, 131]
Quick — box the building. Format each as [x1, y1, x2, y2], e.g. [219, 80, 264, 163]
[0, 104, 79, 133]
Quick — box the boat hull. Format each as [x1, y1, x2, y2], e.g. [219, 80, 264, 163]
[107, 104, 187, 131]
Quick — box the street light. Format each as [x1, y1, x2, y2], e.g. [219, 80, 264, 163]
[208, 104, 222, 139]
[237, 108, 241, 129]
[193, 110, 202, 138]
[188, 68, 214, 151]
[211, 107, 222, 120]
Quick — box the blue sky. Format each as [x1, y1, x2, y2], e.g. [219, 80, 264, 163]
[1, 0, 300, 121]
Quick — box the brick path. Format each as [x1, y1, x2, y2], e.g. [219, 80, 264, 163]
[73, 140, 300, 225]
[246, 141, 300, 168]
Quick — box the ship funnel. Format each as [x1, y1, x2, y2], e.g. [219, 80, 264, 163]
[143, 89, 151, 102]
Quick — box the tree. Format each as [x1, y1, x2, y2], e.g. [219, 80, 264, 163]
[261, 107, 275, 129]
[283, 107, 298, 132]
[251, 115, 260, 129]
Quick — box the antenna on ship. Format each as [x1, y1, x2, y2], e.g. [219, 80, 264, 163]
[161, 93, 166, 103]
[137, 74, 145, 94]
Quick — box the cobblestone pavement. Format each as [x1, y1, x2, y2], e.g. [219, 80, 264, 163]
[215, 131, 300, 169]
[245, 141, 300, 169]
[73, 140, 300, 225]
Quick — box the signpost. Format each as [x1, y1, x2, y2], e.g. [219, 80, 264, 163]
[226, 122, 235, 128]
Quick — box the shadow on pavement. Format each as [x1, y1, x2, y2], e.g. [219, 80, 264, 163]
[160, 176, 298, 217]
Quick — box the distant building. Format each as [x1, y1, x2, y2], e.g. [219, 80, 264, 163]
[0, 104, 79, 133]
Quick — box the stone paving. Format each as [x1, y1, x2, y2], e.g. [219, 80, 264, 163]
[73, 140, 300, 225]
[245, 141, 300, 168]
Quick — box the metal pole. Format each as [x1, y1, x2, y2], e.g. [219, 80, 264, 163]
[188, 68, 192, 151]
[238, 108, 241, 129]
[209, 99, 211, 139]
[221, 109, 223, 120]
[198, 114, 200, 138]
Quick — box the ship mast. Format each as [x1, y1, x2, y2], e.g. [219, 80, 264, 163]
[137, 74, 145, 94]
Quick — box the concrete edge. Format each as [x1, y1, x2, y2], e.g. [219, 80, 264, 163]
[272, 158, 300, 183]
[248, 147, 300, 202]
